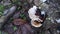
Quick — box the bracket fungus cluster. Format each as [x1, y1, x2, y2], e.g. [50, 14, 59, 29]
[28, 6, 46, 27]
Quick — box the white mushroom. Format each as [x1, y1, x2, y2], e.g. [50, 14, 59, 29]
[31, 20, 42, 27]
[28, 6, 43, 27]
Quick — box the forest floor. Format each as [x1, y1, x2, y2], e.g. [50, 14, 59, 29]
[0, 0, 60, 34]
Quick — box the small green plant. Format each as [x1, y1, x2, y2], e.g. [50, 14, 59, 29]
[0, 12, 3, 16]
[11, 0, 21, 5]
[0, 31, 1, 34]
[10, 18, 13, 21]
[0, 5, 5, 16]
[13, 26, 17, 31]
[20, 13, 26, 20]
[0, 5, 5, 12]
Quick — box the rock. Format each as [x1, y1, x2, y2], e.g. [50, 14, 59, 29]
[0, 6, 16, 29]
[5, 6, 16, 17]
[3, 10, 9, 16]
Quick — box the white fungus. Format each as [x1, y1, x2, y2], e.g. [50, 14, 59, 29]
[31, 20, 42, 27]
[28, 6, 43, 27]
[41, 11, 45, 15]
[56, 19, 60, 23]
[40, 0, 46, 2]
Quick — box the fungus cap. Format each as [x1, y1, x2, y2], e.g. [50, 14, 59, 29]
[31, 20, 42, 27]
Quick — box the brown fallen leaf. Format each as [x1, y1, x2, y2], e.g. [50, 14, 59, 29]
[13, 19, 27, 25]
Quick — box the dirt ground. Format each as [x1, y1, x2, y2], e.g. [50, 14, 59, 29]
[0, 0, 60, 34]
